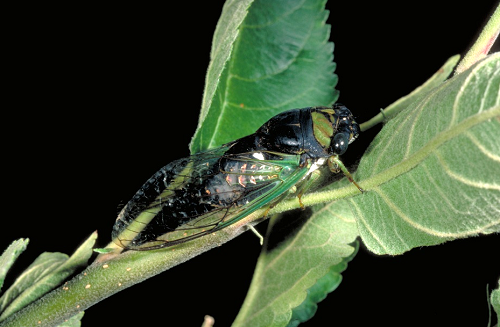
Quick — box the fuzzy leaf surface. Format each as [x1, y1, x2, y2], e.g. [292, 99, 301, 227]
[0, 239, 29, 294]
[0, 232, 96, 321]
[352, 53, 500, 255]
[233, 199, 358, 327]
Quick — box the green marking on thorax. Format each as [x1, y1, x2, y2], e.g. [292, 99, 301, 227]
[311, 110, 334, 148]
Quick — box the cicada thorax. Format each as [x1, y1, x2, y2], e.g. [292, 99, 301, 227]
[247, 105, 360, 161]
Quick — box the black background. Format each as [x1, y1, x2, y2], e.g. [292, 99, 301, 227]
[3, 1, 499, 326]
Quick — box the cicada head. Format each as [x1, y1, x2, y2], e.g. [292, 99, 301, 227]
[311, 103, 360, 156]
[330, 103, 360, 155]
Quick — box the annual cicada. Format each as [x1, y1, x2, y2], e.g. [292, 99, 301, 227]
[112, 104, 362, 250]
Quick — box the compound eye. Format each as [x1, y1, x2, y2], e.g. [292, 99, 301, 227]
[332, 132, 349, 155]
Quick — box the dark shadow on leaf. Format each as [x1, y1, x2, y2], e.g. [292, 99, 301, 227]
[264, 208, 314, 252]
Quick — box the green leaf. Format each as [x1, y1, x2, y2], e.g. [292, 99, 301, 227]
[287, 241, 358, 327]
[190, 0, 337, 153]
[233, 199, 358, 327]
[0, 239, 29, 294]
[492, 280, 500, 325]
[352, 53, 500, 255]
[92, 247, 114, 254]
[0, 232, 96, 321]
[0, 252, 67, 316]
[191, 0, 254, 154]
[56, 311, 84, 327]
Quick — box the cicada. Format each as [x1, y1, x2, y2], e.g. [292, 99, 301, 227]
[112, 104, 362, 250]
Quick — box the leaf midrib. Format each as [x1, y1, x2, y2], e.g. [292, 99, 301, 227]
[362, 105, 500, 191]
[292, 105, 500, 209]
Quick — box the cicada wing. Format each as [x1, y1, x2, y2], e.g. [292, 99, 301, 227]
[112, 149, 308, 250]
[112, 146, 229, 249]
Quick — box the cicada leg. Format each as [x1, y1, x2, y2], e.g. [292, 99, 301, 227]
[328, 156, 364, 193]
[247, 225, 264, 245]
[293, 168, 323, 209]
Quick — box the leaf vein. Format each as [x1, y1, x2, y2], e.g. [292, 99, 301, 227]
[349, 196, 391, 252]
[375, 186, 466, 237]
[361, 105, 500, 191]
[435, 152, 500, 191]
[465, 131, 500, 162]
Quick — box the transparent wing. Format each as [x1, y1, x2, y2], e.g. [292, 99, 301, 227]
[112, 147, 305, 250]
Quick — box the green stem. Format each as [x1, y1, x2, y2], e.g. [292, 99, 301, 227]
[0, 175, 363, 327]
[455, 3, 500, 74]
[359, 55, 460, 132]
[0, 220, 253, 327]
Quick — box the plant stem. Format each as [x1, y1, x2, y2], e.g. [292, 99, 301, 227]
[0, 177, 363, 327]
[359, 55, 460, 131]
[0, 220, 254, 327]
[455, 3, 500, 74]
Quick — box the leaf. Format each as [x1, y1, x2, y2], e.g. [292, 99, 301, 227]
[287, 241, 358, 327]
[0, 239, 29, 294]
[191, 0, 254, 154]
[55, 311, 84, 327]
[190, 0, 338, 153]
[352, 53, 500, 255]
[233, 200, 358, 327]
[0, 232, 96, 321]
[0, 252, 67, 316]
[492, 280, 500, 325]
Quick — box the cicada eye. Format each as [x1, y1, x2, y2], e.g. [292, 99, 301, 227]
[332, 132, 349, 155]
